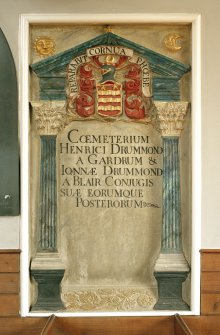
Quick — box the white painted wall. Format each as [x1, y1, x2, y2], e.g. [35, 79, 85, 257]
[0, 0, 219, 249]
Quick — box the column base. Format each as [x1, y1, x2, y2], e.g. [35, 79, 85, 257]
[31, 269, 65, 311]
[30, 253, 65, 312]
[154, 271, 189, 311]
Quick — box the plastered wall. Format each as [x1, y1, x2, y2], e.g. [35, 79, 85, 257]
[0, 0, 219, 249]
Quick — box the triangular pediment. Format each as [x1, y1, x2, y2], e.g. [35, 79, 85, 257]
[31, 32, 190, 79]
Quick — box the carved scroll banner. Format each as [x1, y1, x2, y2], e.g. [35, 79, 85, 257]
[29, 25, 191, 312]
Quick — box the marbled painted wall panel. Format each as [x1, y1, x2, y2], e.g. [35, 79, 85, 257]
[29, 23, 191, 312]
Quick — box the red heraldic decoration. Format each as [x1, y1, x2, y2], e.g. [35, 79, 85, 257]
[124, 65, 145, 119]
[76, 64, 95, 117]
[67, 45, 152, 120]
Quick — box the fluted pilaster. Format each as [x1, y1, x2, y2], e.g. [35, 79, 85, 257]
[153, 101, 189, 310]
[31, 101, 66, 251]
[30, 101, 66, 311]
[39, 136, 57, 251]
[162, 137, 181, 252]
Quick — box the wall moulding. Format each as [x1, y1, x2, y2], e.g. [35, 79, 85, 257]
[20, 13, 201, 317]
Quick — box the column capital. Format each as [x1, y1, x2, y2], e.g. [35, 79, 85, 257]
[153, 101, 189, 137]
[31, 100, 66, 135]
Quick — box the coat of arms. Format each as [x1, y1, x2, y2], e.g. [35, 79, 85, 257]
[67, 46, 152, 120]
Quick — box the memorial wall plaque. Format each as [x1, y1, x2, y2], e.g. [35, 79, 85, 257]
[29, 24, 191, 312]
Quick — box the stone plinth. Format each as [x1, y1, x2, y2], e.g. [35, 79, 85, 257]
[31, 253, 65, 311]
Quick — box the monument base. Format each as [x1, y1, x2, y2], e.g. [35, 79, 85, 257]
[154, 272, 189, 311]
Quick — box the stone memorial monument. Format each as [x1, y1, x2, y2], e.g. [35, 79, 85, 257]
[29, 24, 191, 312]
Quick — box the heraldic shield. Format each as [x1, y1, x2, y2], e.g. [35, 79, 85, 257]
[67, 45, 153, 120]
[97, 80, 122, 117]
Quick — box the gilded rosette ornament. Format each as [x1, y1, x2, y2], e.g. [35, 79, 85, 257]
[31, 101, 66, 135]
[153, 101, 189, 136]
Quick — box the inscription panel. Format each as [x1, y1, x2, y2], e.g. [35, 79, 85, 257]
[58, 121, 162, 295]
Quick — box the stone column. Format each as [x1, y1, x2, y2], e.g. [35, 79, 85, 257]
[30, 101, 66, 311]
[39, 135, 57, 251]
[153, 101, 190, 310]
